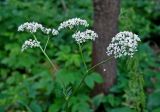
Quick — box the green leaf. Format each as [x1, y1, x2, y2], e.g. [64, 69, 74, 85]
[49, 103, 61, 112]
[72, 102, 92, 112]
[110, 107, 136, 112]
[92, 94, 105, 109]
[152, 108, 160, 112]
[0, 106, 5, 112]
[55, 69, 81, 88]
[70, 95, 92, 112]
[18, 100, 32, 112]
[91, 72, 104, 83]
[148, 91, 160, 110]
[85, 75, 95, 88]
[30, 101, 42, 112]
[107, 94, 115, 106]
[85, 72, 103, 89]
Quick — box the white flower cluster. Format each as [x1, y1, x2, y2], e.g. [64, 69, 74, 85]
[21, 39, 40, 52]
[18, 22, 43, 33]
[18, 22, 59, 36]
[72, 29, 98, 44]
[41, 27, 52, 34]
[52, 29, 59, 36]
[106, 31, 141, 58]
[58, 18, 89, 30]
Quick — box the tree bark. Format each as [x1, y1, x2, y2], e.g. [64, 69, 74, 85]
[92, 0, 120, 94]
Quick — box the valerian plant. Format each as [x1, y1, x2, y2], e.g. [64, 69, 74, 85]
[17, 18, 141, 111]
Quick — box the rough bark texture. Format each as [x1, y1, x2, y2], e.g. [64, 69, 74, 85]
[92, 0, 120, 94]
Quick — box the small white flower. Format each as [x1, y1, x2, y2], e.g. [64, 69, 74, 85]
[41, 27, 52, 34]
[58, 18, 89, 30]
[52, 29, 59, 36]
[18, 22, 43, 33]
[21, 39, 40, 52]
[106, 31, 141, 58]
[41, 27, 59, 36]
[72, 29, 98, 44]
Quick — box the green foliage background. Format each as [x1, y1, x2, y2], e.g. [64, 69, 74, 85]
[0, 0, 160, 112]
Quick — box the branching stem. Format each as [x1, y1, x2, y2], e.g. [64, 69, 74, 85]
[87, 56, 114, 73]
[32, 34, 57, 72]
[73, 56, 114, 94]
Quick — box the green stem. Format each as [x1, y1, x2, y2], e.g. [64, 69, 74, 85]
[32, 34, 57, 72]
[78, 43, 88, 71]
[65, 99, 69, 112]
[60, 0, 68, 12]
[73, 56, 114, 94]
[73, 72, 88, 95]
[87, 56, 114, 73]
[40, 46, 57, 72]
[44, 35, 50, 52]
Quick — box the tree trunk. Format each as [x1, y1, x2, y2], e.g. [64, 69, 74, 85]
[92, 0, 120, 94]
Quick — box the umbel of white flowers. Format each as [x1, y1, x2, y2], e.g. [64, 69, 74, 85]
[18, 22, 59, 35]
[18, 22, 42, 33]
[72, 29, 98, 44]
[58, 18, 89, 30]
[106, 31, 141, 58]
[21, 39, 40, 52]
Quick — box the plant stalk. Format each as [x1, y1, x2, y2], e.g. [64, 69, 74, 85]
[44, 35, 50, 52]
[32, 34, 57, 72]
[78, 43, 88, 71]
